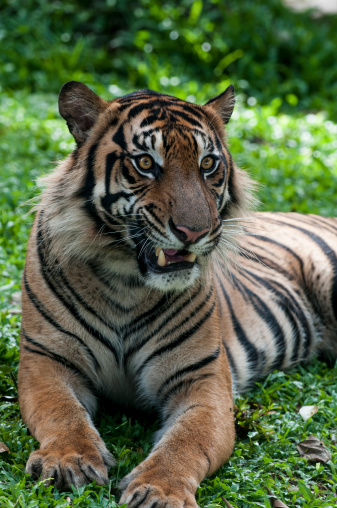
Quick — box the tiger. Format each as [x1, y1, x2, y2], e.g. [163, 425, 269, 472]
[18, 81, 337, 508]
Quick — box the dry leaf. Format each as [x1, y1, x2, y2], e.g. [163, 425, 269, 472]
[221, 497, 235, 508]
[297, 435, 331, 463]
[299, 405, 318, 421]
[0, 442, 10, 453]
[266, 487, 289, 507]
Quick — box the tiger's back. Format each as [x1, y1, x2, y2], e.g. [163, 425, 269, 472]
[18, 82, 337, 506]
[216, 212, 337, 390]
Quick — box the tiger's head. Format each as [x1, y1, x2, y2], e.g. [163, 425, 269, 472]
[41, 82, 254, 292]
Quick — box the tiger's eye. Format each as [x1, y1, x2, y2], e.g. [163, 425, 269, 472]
[137, 155, 153, 171]
[201, 156, 214, 171]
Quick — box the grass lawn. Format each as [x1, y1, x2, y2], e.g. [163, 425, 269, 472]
[0, 91, 336, 507]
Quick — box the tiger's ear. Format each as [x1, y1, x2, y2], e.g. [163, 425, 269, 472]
[204, 84, 235, 124]
[59, 81, 108, 145]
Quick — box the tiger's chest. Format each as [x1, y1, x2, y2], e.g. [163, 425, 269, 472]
[63, 266, 187, 404]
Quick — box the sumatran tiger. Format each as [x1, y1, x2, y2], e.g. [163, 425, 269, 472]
[18, 81, 337, 507]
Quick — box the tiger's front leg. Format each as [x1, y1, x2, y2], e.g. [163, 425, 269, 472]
[120, 349, 235, 508]
[19, 344, 115, 490]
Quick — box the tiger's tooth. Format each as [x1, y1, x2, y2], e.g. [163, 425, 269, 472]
[155, 247, 161, 257]
[157, 249, 166, 267]
[184, 252, 196, 263]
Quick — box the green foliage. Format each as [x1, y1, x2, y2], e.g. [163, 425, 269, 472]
[1, 0, 337, 115]
[230, 97, 337, 216]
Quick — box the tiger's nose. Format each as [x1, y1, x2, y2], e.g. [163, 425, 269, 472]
[169, 219, 209, 244]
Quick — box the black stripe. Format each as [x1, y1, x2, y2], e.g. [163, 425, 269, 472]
[140, 115, 162, 127]
[163, 402, 203, 422]
[123, 288, 202, 366]
[222, 340, 238, 381]
[161, 373, 214, 407]
[127, 103, 149, 120]
[169, 109, 203, 127]
[278, 212, 337, 236]
[242, 268, 310, 363]
[22, 332, 95, 392]
[52, 264, 120, 335]
[226, 153, 236, 202]
[77, 142, 112, 232]
[132, 133, 148, 151]
[240, 244, 294, 279]
[249, 234, 307, 287]
[88, 263, 141, 312]
[157, 347, 220, 399]
[124, 288, 213, 363]
[242, 262, 313, 361]
[104, 151, 119, 195]
[232, 272, 287, 370]
[172, 102, 204, 120]
[23, 271, 99, 369]
[36, 215, 120, 364]
[136, 301, 216, 375]
[78, 143, 98, 200]
[127, 98, 205, 122]
[136, 214, 165, 243]
[129, 488, 150, 508]
[269, 218, 337, 321]
[144, 204, 165, 229]
[212, 221, 222, 236]
[124, 293, 174, 336]
[212, 172, 225, 188]
[198, 444, 212, 475]
[121, 161, 137, 185]
[219, 279, 259, 370]
[112, 124, 126, 151]
[101, 191, 131, 210]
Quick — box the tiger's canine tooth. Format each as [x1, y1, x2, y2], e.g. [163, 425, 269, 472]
[184, 253, 196, 263]
[155, 247, 161, 257]
[157, 249, 166, 267]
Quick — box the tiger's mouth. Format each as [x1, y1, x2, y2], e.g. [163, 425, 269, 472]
[144, 247, 197, 273]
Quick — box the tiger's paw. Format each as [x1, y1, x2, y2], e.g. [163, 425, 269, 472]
[119, 463, 198, 508]
[26, 438, 115, 490]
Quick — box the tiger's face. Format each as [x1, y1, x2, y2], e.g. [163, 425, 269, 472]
[56, 83, 250, 291]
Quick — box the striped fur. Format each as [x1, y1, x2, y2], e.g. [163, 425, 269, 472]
[19, 82, 337, 507]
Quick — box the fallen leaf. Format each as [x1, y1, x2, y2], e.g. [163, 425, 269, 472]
[299, 405, 318, 421]
[297, 435, 331, 463]
[221, 497, 235, 508]
[0, 442, 10, 453]
[266, 487, 289, 507]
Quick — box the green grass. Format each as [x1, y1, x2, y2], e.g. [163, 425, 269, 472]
[1, 92, 337, 507]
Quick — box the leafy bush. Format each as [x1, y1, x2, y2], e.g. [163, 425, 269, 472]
[2, 0, 337, 115]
